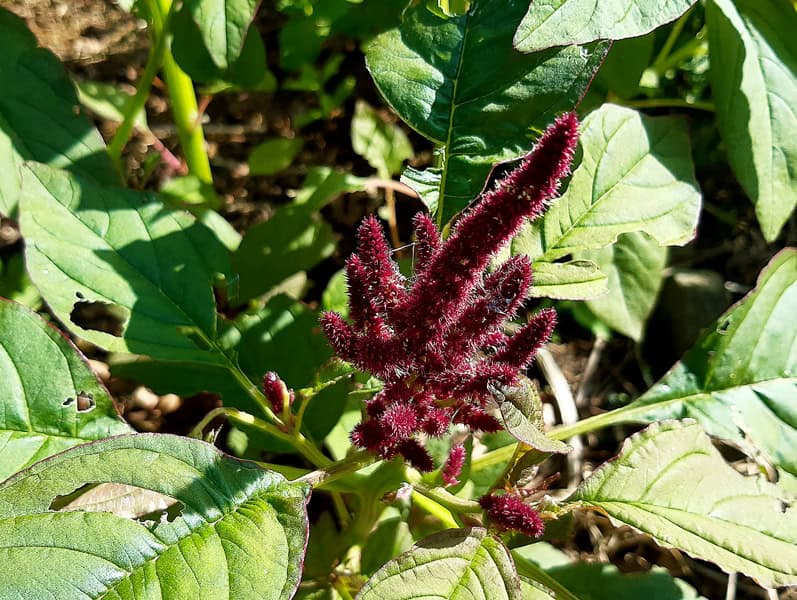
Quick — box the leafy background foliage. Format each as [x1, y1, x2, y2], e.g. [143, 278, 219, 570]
[0, 0, 795, 597]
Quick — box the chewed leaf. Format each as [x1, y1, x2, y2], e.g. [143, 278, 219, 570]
[569, 420, 797, 588]
[0, 434, 310, 599]
[0, 298, 132, 481]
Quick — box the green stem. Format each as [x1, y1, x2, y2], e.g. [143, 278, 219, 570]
[297, 450, 376, 489]
[107, 8, 171, 169]
[151, 0, 214, 187]
[620, 98, 715, 112]
[471, 401, 656, 473]
[412, 482, 481, 515]
[651, 7, 694, 73]
[411, 490, 459, 529]
[653, 25, 707, 75]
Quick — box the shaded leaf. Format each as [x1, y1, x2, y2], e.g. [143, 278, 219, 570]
[0, 299, 132, 481]
[351, 100, 414, 177]
[514, 0, 697, 53]
[707, 0, 797, 241]
[179, 0, 258, 70]
[0, 434, 310, 599]
[20, 164, 231, 362]
[75, 79, 149, 131]
[514, 104, 700, 261]
[515, 542, 702, 600]
[365, 0, 609, 224]
[233, 167, 364, 304]
[357, 527, 521, 599]
[624, 249, 797, 486]
[248, 138, 304, 176]
[579, 231, 667, 341]
[0, 8, 116, 217]
[569, 420, 797, 588]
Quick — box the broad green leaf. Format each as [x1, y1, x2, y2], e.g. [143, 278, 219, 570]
[570, 419, 797, 588]
[20, 164, 231, 362]
[180, 0, 258, 70]
[322, 269, 349, 319]
[0, 8, 116, 217]
[233, 167, 365, 304]
[579, 231, 667, 341]
[248, 138, 304, 176]
[172, 6, 268, 88]
[514, 0, 697, 53]
[75, 79, 149, 131]
[515, 542, 702, 600]
[707, 0, 797, 241]
[514, 104, 700, 261]
[622, 249, 797, 486]
[527, 259, 608, 300]
[0, 434, 310, 599]
[351, 100, 414, 178]
[365, 0, 609, 224]
[0, 299, 132, 481]
[357, 527, 521, 600]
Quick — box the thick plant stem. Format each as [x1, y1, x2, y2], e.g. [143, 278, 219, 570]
[298, 450, 376, 489]
[151, 0, 214, 187]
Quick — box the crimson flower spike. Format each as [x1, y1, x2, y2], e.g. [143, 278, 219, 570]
[319, 113, 579, 471]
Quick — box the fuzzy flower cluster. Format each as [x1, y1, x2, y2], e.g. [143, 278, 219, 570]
[479, 493, 545, 538]
[321, 113, 579, 474]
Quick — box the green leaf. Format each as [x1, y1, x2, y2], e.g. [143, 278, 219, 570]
[400, 165, 442, 215]
[172, 6, 268, 88]
[75, 79, 149, 131]
[623, 249, 797, 486]
[233, 167, 364, 304]
[579, 231, 667, 341]
[180, 0, 258, 70]
[0, 299, 132, 481]
[495, 377, 571, 454]
[365, 0, 609, 224]
[20, 163, 231, 362]
[514, 104, 700, 261]
[361, 512, 414, 576]
[570, 419, 797, 588]
[0, 253, 40, 309]
[0, 434, 310, 599]
[514, 0, 697, 53]
[515, 542, 702, 600]
[707, 0, 797, 241]
[322, 269, 349, 319]
[0, 8, 116, 217]
[592, 33, 656, 98]
[248, 138, 304, 176]
[357, 527, 521, 599]
[527, 259, 609, 300]
[351, 100, 414, 178]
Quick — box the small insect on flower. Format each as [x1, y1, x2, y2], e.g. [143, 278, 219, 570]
[320, 113, 579, 470]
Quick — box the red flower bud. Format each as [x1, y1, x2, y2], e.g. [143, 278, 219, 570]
[262, 371, 294, 414]
[442, 444, 466, 486]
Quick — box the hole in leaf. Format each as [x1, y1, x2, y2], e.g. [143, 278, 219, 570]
[50, 482, 183, 523]
[62, 391, 95, 412]
[70, 300, 128, 337]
